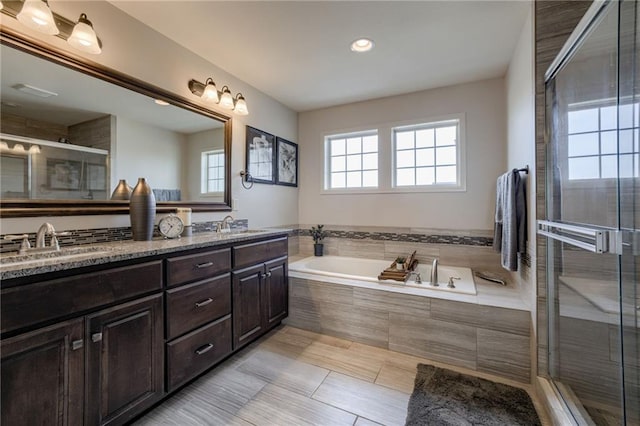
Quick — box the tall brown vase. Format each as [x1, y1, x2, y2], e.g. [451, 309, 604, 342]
[110, 179, 132, 200]
[130, 178, 156, 241]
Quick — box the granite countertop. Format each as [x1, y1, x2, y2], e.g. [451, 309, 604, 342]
[0, 229, 290, 280]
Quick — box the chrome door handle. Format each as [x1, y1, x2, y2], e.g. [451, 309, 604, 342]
[195, 343, 214, 355]
[195, 262, 214, 269]
[91, 333, 103, 342]
[71, 339, 84, 350]
[195, 298, 214, 308]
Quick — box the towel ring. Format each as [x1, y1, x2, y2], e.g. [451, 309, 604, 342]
[240, 170, 254, 189]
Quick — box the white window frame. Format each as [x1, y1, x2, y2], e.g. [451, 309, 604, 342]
[391, 116, 466, 192]
[321, 114, 466, 194]
[323, 129, 379, 192]
[201, 149, 225, 195]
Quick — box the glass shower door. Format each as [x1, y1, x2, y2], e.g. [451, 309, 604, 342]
[543, 1, 639, 424]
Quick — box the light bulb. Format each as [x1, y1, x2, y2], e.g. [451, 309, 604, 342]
[67, 13, 101, 54]
[202, 79, 219, 103]
[219, 87, 234, 110]
[29, 145, 41, 154]
[13, 144, 25, 153]
[234, 94, 249, 115]
[17, 0, 59, 35]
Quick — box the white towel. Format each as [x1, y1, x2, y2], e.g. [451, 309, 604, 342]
[493, 169, 526, 271]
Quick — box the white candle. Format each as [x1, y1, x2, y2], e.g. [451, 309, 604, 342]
[176, 207, 192, 226]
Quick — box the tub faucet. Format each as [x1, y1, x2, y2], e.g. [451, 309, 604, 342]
[430, 258, 439, 286]
[35, 222, 59, 250]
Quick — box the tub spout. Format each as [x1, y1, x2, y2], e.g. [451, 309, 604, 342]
[430, 258, 438, 286]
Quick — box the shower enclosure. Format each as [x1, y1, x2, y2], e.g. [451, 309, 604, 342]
[542, 0, 639, 424]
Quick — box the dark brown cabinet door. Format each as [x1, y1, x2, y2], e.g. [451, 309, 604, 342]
[85, 294, 164, 426]
[264, 256, 288, 329]
[232, 264, 264, 349]
[1, 318, 84, 426]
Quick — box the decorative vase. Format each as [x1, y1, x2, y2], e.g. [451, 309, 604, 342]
[110, 179, 132, 200]
[129, 178, 156, 241]
[314, 243, 324, 256]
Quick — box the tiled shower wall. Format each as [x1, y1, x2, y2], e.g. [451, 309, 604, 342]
[534, 0, 593, 377]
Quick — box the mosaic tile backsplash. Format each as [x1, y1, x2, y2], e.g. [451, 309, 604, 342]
[0, 219, 249, 254]
[1, 222, 492, 254]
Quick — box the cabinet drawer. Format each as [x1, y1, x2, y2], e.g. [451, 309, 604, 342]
[233, 237, 288, 269]
[166, 315, 232, 391]
[1, 260, 163, 335]
[166, 248, 231, 287]
[166, 274, 231, 340]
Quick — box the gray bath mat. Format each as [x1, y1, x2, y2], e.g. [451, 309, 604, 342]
[405, 364, 541, 426]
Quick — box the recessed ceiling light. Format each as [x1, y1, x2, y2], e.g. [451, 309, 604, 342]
[350, 38, 374, 53]
[13, 83, 58, 98]
[154, 99, 169, 106]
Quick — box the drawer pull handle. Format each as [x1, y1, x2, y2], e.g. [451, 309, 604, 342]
[266, 271, 272, 278]
[195, 262, 214, 269]
[71, 339, 84, 350]
[195, 298, 214, 308]
[91, 333, 103, 343]
[195, 343, 214, 355]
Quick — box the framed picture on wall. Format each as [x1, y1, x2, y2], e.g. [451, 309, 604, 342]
[245, 126, 275, 184]
[276, 137, 298, 187]
[47, 159, 82, 190]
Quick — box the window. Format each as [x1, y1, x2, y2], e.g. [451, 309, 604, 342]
[393, 119, 461, 187]
[201, 150, 225, 194]
[567, 102, 639, 180]
[325, 131, 378, 189]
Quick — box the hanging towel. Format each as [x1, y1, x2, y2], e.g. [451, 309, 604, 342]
[493, 169, 527, 271]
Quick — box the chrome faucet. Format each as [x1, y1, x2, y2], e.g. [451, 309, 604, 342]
[430, 258, 439, 286]
[36, 222, 59, 250]
[216, 215, 235, 233]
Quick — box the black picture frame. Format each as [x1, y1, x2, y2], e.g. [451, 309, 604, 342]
[245, 126, 275, 184]
[47, 159, 82, 190]
[276, 137, 298, 187]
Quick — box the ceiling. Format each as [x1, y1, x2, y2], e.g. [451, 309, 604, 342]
[109, 1, 531, 112]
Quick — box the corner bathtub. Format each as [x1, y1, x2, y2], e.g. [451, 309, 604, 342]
[289, 255, 476, 295]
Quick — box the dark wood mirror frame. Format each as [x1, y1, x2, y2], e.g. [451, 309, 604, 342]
[0, 27, 232, 218]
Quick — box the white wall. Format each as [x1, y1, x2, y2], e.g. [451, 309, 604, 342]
[505, 8, 535, 311]
[1, 0, 298, 233]
[297, 78, 506, 230]
[115, 117, 184, 190]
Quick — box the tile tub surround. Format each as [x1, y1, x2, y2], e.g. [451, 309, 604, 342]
[285, 276, 532, 383]
[0, 228, 289, 280]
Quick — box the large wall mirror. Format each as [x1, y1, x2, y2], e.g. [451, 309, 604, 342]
[0, 28, 232, 217]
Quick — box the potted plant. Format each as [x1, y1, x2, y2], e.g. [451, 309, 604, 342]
[395, 256, 406, 270]
[310, 224, 327, 256]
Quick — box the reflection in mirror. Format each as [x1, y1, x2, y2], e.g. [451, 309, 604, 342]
[0, 32, 231, 216]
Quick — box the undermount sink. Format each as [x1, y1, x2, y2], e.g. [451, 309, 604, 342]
[0, 245, 116, 265]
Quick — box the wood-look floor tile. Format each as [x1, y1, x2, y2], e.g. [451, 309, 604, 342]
[294, 340, 385, 382]
[236, 349, 330, 397]
[375, 359, 419, 394]
[354, 417, 385, 426]
[236, 383, 357, 426]
[312, 372, 410, 426]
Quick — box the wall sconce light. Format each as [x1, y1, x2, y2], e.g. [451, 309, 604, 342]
[188, 79, 249, 115]
[17, 0, 58, 35]
[1, 1, 103, 54]
[67, 13, 101, 54]
[0, 141, 41, 154]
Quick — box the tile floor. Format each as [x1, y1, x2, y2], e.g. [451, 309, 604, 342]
[134, 325, 549, 425]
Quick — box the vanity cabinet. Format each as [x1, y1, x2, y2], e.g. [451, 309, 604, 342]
[0, 233, 289, 425]
[232, 237, 288, 349]
[165, 248, 233, 391]
[1, 318, 84, 425]
[0, 260, 165, 426]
